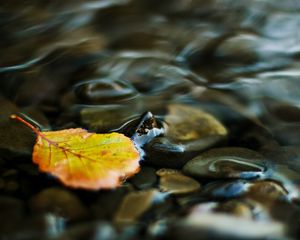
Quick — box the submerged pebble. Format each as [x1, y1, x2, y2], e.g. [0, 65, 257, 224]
[114, 189, 162, 225]
[157, 168, 201, 195]
[0, 99, 35, 158]
[183, 147, 267, 179]
[145, 104, 227, 168]
[201, 180, 251, 199]
[74, 78, 139, 105]
[130, 166, 157, 190]
[29, 188, 88, 220]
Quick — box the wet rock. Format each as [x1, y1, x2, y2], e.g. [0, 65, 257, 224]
[201, 180, 251, 199]
[0, 99, 35, 158]
[145, 104, 227, 168]
[183, 147, 267, 179]
[80, 104, 141, 132]
[164, 104, 227, 142]
[246, 180, 289, 201]
[91, 188, 129, 220]
[261, 146, 300, 169]
[129, 111, 164, 149]
[157, 168, 201, 195]
[201, 179, 289, 202]
[74, 78, 139, 105]
[29, 187, 88, 220]
[105, 56, 196, 99]
[130, 166, 157, 190]
[144, 137, 188, 168]
[215, 34, 260, 65]
[114, 189, 161, 225]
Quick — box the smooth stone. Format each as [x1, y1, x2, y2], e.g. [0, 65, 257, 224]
[114, 189, 161, 225]
[164, 104, 227, 142]
[74, 78, 139, 105]
[183, 147, 267, 179]
[80, 103, 141, 132]
[156, 168, 181, 176]
[145, 104, 227, 168]
[246, 180, 288, 201]
[0, 100, 35, 158]
[130, 166, 157, 190]
[261, 145, 300, 169]
[157, 168, 201, 195]
[215, 34, 260, 64]
[29, 187, 88, 220]
[91, 187, 129, 220]
[144, 137, 189, 168]
[201, 180, 251, 199]
[176, 192, 212, 207]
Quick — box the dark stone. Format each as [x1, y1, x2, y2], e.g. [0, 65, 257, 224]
[130, 166, 157, 190]
[29, 187, 88, 220]
[183, 147, 267, 179]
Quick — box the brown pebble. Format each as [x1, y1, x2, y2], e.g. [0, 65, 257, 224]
[29, 187, 88, 220]
[114, 189, 160, 225]
[157, 169, 201, 195]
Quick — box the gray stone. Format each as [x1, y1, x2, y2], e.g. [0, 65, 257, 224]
[183, 147, 267, 179]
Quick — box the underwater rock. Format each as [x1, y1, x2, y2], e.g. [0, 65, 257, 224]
[157, 168, 201, 195]
[29, 187, 88, 220]
[183, 147, 267, 179]
[145, 104, 227, 168]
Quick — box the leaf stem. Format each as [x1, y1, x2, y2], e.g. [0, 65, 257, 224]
[10, 114, 41, 136]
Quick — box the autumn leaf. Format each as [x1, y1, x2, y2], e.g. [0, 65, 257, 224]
[10, 114, 141, 190]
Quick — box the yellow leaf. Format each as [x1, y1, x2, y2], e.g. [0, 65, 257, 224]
[11, 114, 141, 190]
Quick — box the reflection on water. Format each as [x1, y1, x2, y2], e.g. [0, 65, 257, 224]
[1, 0, 300, 239]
